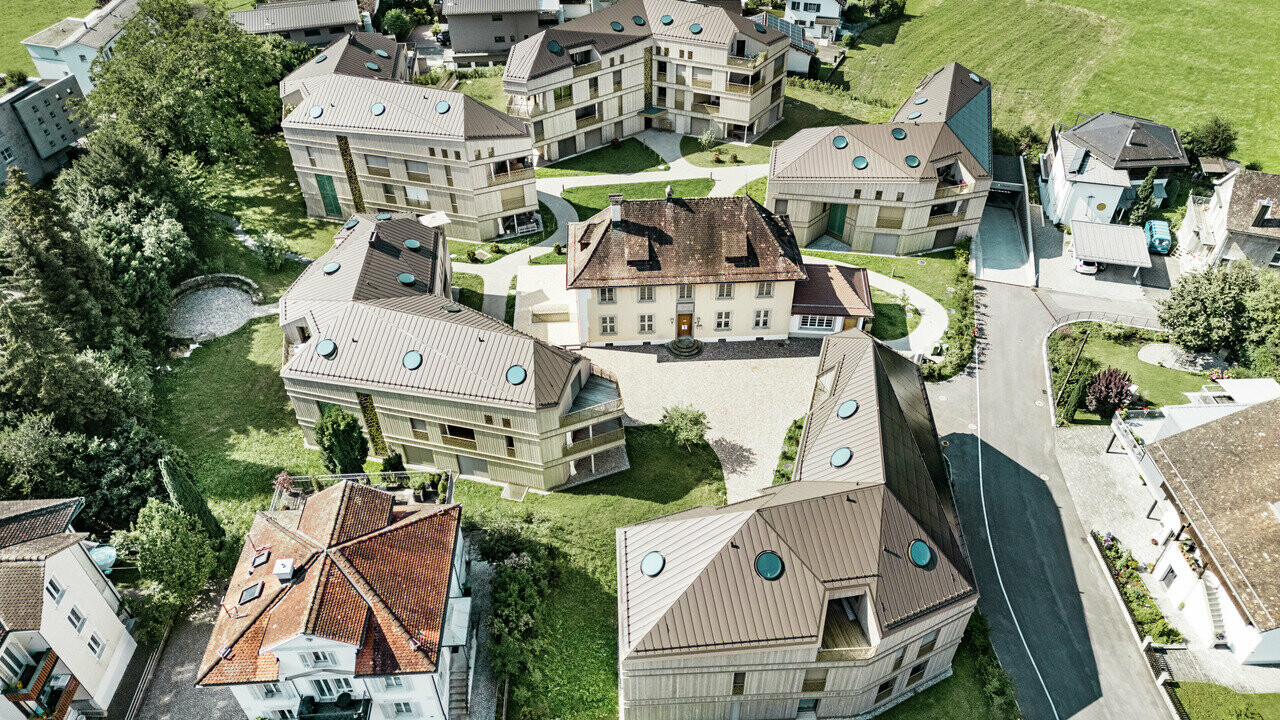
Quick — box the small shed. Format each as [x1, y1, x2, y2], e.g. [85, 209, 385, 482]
[1070, 221, 1152, 279]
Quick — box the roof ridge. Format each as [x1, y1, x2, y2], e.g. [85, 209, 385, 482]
[334, 503, 459, 551]
[327, 549, 430, 658]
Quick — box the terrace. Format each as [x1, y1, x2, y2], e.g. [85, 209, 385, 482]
[816, 597, 874, 662]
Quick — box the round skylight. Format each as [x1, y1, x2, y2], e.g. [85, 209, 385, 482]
[755, 551, 784, 581]
[316, 339, 337, 358]
[610, 20, 623, 31]
[506, 364, 527, 385]
[832, 135, 848, 149]
[830, 447, 852, 467]
[322, 261, 341, 275]
[547, 39, 563, 54]
[397, 272, 416, 286]
[690, 23, 702, 34]
[436, 100, 451, 114]
[314, 54, 327, 63]
[909, 539, 933, 567]
[852, 156, 868, 170]
[633, 15, 645, 25]
[366, 62, 381, 71]
[443, 303, 462, 313]
[640, 551, 665, 577]
[371, 102, 386, 116]
[308, 105, 323, 118]
[892, 127, 907, 140]
[402, 350, 423, 371]
[660, 14, 673, 24]
[837, 399, 859, 418]
[914, 96, 928, 105]
[375, 48, 390, 58]
[343, 217, 359, 229]
[905, 155, 921, 168]
[376, 212, 392, 220]
[908, 111, 921, 120]
[754, 22, 766, 32]
[969, 72, 981, 83]
[404, 238, 421, 250]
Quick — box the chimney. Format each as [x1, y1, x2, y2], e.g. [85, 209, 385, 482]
[609, 193, 623, 224]
[1255, 199, 1275, 227]
[665, 184, 673, 202]
[1126, 127, 1138, 146]
[273, 558, 295, 583]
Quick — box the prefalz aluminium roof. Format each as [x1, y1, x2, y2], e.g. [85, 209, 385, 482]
[1069, 221, 1152, 268]
[232, 0, 359, 35]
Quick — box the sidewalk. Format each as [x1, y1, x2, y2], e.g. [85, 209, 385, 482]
[461, 191, 575, 320]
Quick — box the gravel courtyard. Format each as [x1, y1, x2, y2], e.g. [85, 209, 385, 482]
[133, 589, 240, 720]
[580, 339, 823, 501]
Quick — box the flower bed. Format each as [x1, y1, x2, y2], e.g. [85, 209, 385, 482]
[1093, 531, 1184, 644]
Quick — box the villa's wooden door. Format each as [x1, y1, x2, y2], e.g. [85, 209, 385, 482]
[677, 314, 692, 336]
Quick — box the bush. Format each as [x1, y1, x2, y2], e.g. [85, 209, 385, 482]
[1085, 367, 1133, 418]
[697, 128, 716, 151]
[729, 153, 739, 163]
[660, 404, 710, 450]
[1094, 532, 1184, 644]
[380, 452, 408, 482]
[552, 242, 562, 255]
[113, 499, 215, 643]
[920, 239, 977, 381]
[254, 230, 290, 271]
[381, 8, 413, 39]
[1183, 116, 1238, 160]
[0, 70, 29, 93]
[313, 407, 368, 475]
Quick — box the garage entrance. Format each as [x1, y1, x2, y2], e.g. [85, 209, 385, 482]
[976, 155, 1033, 285]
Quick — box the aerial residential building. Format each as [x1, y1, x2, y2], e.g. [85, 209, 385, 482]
[767, 63, 993, 254]
[1039, 112, 1189, 226]
[21, 0, 138, 93]
[503, 0, 790, 162]
[231, 0, 362, 47]
[0, 498, 138, 720]
[440, 0, 561, 67]
[278, 212, 627, 494]
[1178, 167, 1280, 271]
[0, 75, 87, 185]
[280, 32, 541, 242]
[617, 330, 976, 720]
[196, 480, 474, 719]
[782, 0, 844, 41]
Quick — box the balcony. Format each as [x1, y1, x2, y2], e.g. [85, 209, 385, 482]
[298, 696, 371, 720]
[488, 167, 535, 187]
[815, 601, 874, 662]
[561, 372, 623, 427]
[691, 102, 720, 116]
[564, 427, 625, 456]
[506, 98, 546, 118]
[725, 80, 764, 95]
[575, 113, 600, 129]
[727, 52, 765, 69]
[875, 216, 904, 230]
[572, 60, 601, 77]
[5, 650, 55, 701]
[440, 435, 478, 451]
[934, 183, 971, 199]
[928, 212, 964, 227]
[366, 166, 391, 178]
[554, 94, 574, 110]
[690, 77, 713, 90]
[501, 194, 530, 212]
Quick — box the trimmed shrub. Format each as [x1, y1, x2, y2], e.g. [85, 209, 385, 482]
[1085, 367, 1133, 418]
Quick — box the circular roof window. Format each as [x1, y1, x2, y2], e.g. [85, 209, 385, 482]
[375, 48, 390, 58]
[754, 22, 766, 32]
[314, 54, 327, 63]
[316, 339, 337, 358]
[610, 20, 623, 31]
[905, 155, 921, 168]
[640, 551, 665, 577]
[436, 100, 451, 114]
[371, 102, 386, 116]
[366, 62, 381, 71]
[633, 15, 645, 25]
[969, 72, 981, 83]
[914, 96, 928, 105]
[547, 39, 563, 54]
[830, 447, 852, 467]
[909, 539, 933, 567]
[690, 23, 702, 34]
[308, 105, 323, 118]
[755, 551, 784, 581]
[506, 364, 527, 385]
[376, 212, 392, 220]
[907, 111, 921, 120]
[343, 217, 359, 229]
[837, 399, 859, 418]
[443, 303, 462, 313]
[832, 135, 848, 149]
[892, 127, 907, 140]
[404, 238, 421, 251]
[852, 155, 868, 170]
[322, 261, 341, 275]
[402, 350, 423, 371]
[660, 14, 673, 24]
[397, 272, 416, 286]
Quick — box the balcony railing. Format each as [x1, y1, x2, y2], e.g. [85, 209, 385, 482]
[934, 183, 971, 199]
[576, 113, 600, 129]
[506, 99, 546, 118]
[691, 102, 720, 116]
[489, 167, 535, 186]
[554, 94, 574, 110]
[501, 194, 530, 211]
[588, 87, 600, 99]
[725, 80, 764, 95]
[928, 212, 964, 227]
[440, 435, 478, 451]
[572, 60, 601, 77]
[727, 52, 765, 69]
[690, 77, 713, 90]
[298, 696, 371, 720]
[875, 216, 904, 229]
[563, 428, 625, 456]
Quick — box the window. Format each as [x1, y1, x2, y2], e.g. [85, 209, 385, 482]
[1161, 567, 1177, 589]
[600, 315, 617, 335]
[329, 26, 344, 33]
[756, 281, 774, 298]
[391, 703, 415, 716]
[304, 651, 337, 667]
[892, 645, 907, 671]
[637, 286, 655, 302]
[66, 606, 86, 632]
[0, 646, 32, 680]
[382, 183, 396, 203]
[504, 435, 515, 456]
[410, 418, 429, 432]
[1270, 247, 1280, 267]
[875, 678, 896, 703]
[45, 576, 65, 603]
[853, 189, 862, 199]
[261, 682, 287, 699]
[790, 1, 799, 7]
[273, 711, 297, 720]
[715, 311, 731, 331]
[304, 146, 318, 167]
[802, 668, 828, 692]
[311, 677, 352, 698]
[365, 154, 390, 177]
[87, 633, 105, 658]
[799, 315, 835, 330]
[803, 2, 820, 10]
[384, 676, 405, 690]
[874, 190, 884, 200]
[303, 28, 322, 37]
[731, 671, 746, 695]
[483, 414, 494, 425]
[895, 192, 905, 202]
[638, 314, 654, 333]
[449, 193, 458, 213]
[406, 160, 431, 182]
[774, 199, 788, 215]
[716, 283, 734, 299]
[677, 284, 694, 300]
[598, 287, 616, 304]
[441, 424, 476, 441]
[491, 13, 504, 20]
[753, 309, 770, 329]
[0, 147, 14, 163]
[502, 418, 512, 429]
[906, 661, 927, 687]
[495, 36, 506, 43]
[404, 186, 430, 210]
[917, 629, 939, 657]
[554, 85, 573, 107]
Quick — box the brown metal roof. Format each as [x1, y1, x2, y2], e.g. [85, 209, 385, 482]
[792, 263, 873, 317]
[281, 32, 405, 93]
[891, 62, 988, 124]
[566, 196, 807, 288]
[770, 121, 987, 183]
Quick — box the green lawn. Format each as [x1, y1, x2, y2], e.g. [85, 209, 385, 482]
[536, 138, 666, 178]
[455, 75, 508, 111]
[877, 629, 1004, 720]
[734, 176, 768, 204]
[504, 276, 517, 325]
[1070, 333, 1208, 423]
[869, 287, 921, 341]
[802, 248, 962, 317]
[453, 271, 485, 311]
[448, 201, 558, 264]
[563, 178, 715, 221]
[0, 0, 94, 74]
[1168, 681, 1280, 720]
[529, 249, 567, 265]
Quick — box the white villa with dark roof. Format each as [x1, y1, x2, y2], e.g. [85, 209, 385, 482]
[21, 0, 138, 93]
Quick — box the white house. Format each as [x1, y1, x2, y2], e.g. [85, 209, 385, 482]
[21, 0, 139, 93]
[1178, 167, 1280, 272]
[783, 0, 844, 41]
[197, 481, 474, 720]
[0, 498, 138, 720]
[1039, 112, 1189, 226]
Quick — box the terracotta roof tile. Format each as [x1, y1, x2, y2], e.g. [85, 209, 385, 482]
[792, 263, 873, 317]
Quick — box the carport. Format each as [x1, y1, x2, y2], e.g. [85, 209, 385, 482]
[1070, 221, 1152, 281]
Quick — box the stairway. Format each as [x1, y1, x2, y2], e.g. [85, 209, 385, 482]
[1205, 582, 1226, 646]
[666, 336, 703, 358]
[448, 667, 470, 719]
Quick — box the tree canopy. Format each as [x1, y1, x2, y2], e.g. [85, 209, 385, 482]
[314, 407, 369, 475]
[1183, 116, 1238, 160]
[1157, 262, 1260, 356]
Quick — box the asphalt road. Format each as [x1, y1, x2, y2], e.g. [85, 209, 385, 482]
[930, 281, 1169, 720]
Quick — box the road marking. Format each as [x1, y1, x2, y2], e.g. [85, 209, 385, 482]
[976, 362, 1063, 720]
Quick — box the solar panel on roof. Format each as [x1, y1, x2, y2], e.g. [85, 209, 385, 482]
[837, 399, 859, 418]
[402, 350, 423, 371]
[547, 39, 563, 54]
[892, 127, 907, 140]
[343, 217, 359, 229]
[908, 111, 921, 120]
[909, 539, 933, 567]
[506, 365, 527, 385]
[371, 102, 386, 116]
[314, 54, 327, 63]
[308, 105, 323, 118]
[969, 72, 981, 83]
[610, 20, 623, 31]
[239, 582, 263, 605]
[852, 156, 868, 170]
[252, 550, 270, 567]
[640, 551, 664, 577]
[366, 62, 381, 71]
[830, 447, 852, 467]
[914, 97, 927, 105]
[905, 155, 921, 167]
[376, 212, 392, 220]
[754, 22, 765, 32]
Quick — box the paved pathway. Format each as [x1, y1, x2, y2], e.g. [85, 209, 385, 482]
[465, 191, 575, 320]
[801, 256, 949, 355]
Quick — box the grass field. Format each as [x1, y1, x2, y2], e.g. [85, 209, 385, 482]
[454, 75, 507, 111]
[529, 249, 567, 265]
[1, 0, 95, 74]
[734, 176, 768, 204]
[536, 138, 666, 178]
[563, 178, 715, 221]
[870, 287, 921, 341]
[1067, 333, 1207, 424]
[1168, 681, 1280, 720]
[453, 271, 485, 311]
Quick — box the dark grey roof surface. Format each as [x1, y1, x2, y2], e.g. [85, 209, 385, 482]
[232, 0, 360, 34]
[23, 0, 139, 49]
[281, 32, 405, 90]
[1070, 221, 1152, 267]
[1223, 169, 1280, 240]
[1060, 112, 1189, 170]
[992, 154, 1025, 186]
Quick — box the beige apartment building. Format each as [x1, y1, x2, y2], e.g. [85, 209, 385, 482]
[503, 0, 790, 162]
[280, 32, 541, 242]
[767, 63, 994, 255]
[278, 212, 627, 494]
[617, 331, 977, 720]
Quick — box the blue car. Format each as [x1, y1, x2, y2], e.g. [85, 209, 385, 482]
[1145, 220, 1172, 254]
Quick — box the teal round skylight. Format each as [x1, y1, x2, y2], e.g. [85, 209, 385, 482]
[397, 272, 416, 286]
[547, 39, 563, 54]
[371, 102, 386, 116]
[660, 14, 673, 24]
[909, 539, 933, 567]
[375, 48, 390, 58]
[969, 72, 981, 83]
[837, 399, 859, 418]
[402, 350, 423, 371]
[308, 105, 323, 118]
[908, 111, 921, 120]
[830, 447, 852, 467]
[640, 551, 665, 577]
[690, 23, 702, 34]
[833, 135, 848, 149]
[366, 61, 381, 71]
[610, 20, 623, 31]
[506, 365, 527, 385]
[436, 100, 451, 114]
[343, 217, 359, 229]
[316, 339, 337, 358]
[892, 127, 907, 140]
[322, 261, 341, 275]
[314, 54, 327, 63]
[404, 238, 421, 251]
[905, 155, 921, 168]
[755, 551, 784, 581]
[754, 22, 766, 32]
[376, 212, 392, 220]
[633, 15, 645, 25]
[914, 96, 928, 105]
[852, 156, 868, 170]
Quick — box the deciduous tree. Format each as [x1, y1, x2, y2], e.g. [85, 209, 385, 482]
[660, 403, 710, 450]
[1157, 262, 1259, 356]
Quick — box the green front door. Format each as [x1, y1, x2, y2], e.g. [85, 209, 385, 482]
[826, 203, 847, 237]
[316, 174, 341, 217]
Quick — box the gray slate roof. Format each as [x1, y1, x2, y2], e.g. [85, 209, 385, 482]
[1059, 112, 1188, 170]
[441, 0, 540, 15]
[1222, 168, 1280, 241]
[1069, 221, 1152, 267]
[22, 0, 139, 49]
[232, 0, 360, 34]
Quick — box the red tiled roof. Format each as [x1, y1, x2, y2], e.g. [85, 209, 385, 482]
[196, 482, 460, 686]
[792, 263, 874, 318]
